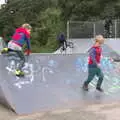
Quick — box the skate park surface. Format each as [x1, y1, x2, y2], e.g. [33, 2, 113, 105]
[1, 38, 120, 120]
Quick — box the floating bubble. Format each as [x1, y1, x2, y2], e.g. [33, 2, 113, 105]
[48, 60, 57, 67]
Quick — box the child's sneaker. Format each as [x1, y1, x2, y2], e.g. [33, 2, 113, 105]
[15, 70, 24, 77]
[96, 87, 104, 92]
[82, 82, 89, 91]
[1, 48, 9, 54]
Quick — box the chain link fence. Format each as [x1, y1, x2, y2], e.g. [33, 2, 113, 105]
[67, 20, 120, 39]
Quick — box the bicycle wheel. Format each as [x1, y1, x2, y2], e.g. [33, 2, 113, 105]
[60, 47, 66, 54]
[67, 41, 74, 48]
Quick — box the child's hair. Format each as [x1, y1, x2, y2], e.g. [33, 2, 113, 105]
[22, 23, 32, 30]
[95, 35, 104, 43]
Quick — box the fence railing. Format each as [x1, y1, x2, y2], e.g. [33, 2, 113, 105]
[67, 20, 120, 39]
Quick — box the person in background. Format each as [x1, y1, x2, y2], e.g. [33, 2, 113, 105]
[57, 32, 67, 51]
[104, 17, 113, 38]
[0, 36, 6, 51]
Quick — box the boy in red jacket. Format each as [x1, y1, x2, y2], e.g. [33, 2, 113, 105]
[1, 23, 32, 76]
[83, 35, 105, 92]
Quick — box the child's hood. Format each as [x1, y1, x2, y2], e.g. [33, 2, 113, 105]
[15, 27, 30, 38]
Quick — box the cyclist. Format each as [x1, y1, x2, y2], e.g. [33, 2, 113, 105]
[57, 33, 67, 51]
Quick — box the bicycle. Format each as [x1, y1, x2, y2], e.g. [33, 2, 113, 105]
[66, 40, 74, 48]
[60, 40, 74, 53]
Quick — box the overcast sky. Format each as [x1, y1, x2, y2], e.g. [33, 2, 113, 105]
[0, 0, 5, 4]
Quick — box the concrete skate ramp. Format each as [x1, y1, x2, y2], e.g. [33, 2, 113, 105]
[54, 39, 94, 54]
[71, 39, 94, 53]
[54, 38, 120, 56]
[105, 38, 120, 54]
[1, 50, 120, 114]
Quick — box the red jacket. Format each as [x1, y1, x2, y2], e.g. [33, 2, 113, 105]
[11, 27, 31, 50]
[88, 46, 102, 65]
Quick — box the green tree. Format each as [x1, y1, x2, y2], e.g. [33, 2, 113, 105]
[0, 0, 120, 52]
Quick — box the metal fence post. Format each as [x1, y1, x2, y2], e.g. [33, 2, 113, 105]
[93, 23, 96, 38]
[115, 20, 117, 39]
[67, 21, 70, 40]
